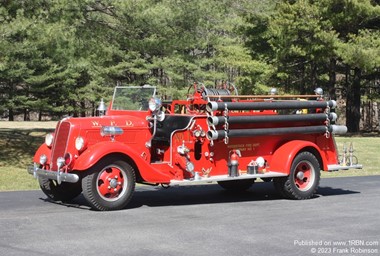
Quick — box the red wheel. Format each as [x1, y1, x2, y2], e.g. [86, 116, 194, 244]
[82, 157, 135, 211]
[96, 165, 127, 202]
[293, 160, 316, 191]
[274, 151, 320, 200]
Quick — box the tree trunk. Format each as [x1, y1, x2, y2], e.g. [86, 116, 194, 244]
[23, 108, 30, 121]
[92, 102, 95, 117]
[73, 100, 78, 117]
[328, 58, 336, 100]
[299, 63, 306, 94]
[81, 101, 86, 117]
[346, 67, 361, 132]
[8, 108, 14, 121]
[311, 61, 317, 88]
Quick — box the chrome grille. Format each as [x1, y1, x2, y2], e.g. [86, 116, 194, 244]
[51, 121, 71, 171]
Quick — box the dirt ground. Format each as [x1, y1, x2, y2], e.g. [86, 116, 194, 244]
[0, 121, 58, 129]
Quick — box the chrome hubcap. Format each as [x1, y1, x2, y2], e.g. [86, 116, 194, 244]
[296, 171, 305, 180]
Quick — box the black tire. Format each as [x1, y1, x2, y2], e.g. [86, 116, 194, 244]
[39, 176, 82, 202]
[273, 151, 320, 200]
[218, 179, 255, 192]
[82, 157, 135, 211]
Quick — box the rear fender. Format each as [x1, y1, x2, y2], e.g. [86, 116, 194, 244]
[73, 141, 172, 182]
[270, 140, 327, 175]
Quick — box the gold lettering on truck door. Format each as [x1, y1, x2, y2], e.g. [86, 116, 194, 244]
[91, 121, 100, 127]
[125, 120, 134, 127]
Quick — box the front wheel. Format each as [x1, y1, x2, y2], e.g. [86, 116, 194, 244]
[39, 176, 82, 202]
[274, 151, 320, 200]
[82, 157, 136, 211]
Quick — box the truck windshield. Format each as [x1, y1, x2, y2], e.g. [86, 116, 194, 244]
[111, 86, 156, 111]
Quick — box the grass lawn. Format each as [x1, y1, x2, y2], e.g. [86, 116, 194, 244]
[0, 121, 379, 191]
[322, 136, 380, 178]
[0, 131, 48, 191]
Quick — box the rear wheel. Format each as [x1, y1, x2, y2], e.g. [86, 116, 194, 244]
[218, 179, 255, 192]
[274, 151, 320, 200]
[82, 157, 135, 211]
[39, 176, 82, 202]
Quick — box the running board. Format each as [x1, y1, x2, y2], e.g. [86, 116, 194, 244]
[169, 172, 287, 186]
[328, 164, 363, 171]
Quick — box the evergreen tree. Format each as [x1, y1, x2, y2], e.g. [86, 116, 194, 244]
[245, 0, 380, 132]
[322, 0, 380, 132]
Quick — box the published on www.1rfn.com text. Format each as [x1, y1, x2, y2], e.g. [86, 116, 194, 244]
[294, 239, 379, 255]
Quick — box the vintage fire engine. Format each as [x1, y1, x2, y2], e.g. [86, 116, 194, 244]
[28, 84, 362, 211]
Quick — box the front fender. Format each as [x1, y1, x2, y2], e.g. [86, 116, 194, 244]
[73, 141, 136, 170]
[73, 141, 172, 182]
[33, 144, 51, 163]
[270, 140, 327, 175]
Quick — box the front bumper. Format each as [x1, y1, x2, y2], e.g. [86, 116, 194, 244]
[27, 164, 79, 184]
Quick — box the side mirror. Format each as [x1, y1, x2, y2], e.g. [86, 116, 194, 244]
[147, 97, 165, 121]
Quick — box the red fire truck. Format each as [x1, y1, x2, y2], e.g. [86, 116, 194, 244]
[28, 84, 362, 211]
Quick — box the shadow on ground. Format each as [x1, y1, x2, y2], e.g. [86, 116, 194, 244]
[39, 181, 360, 211]
[0, 128, 53, 167]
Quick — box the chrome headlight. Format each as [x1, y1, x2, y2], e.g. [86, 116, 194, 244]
[39, 154, 47, 165]
[45, 133, 54, 147]
[148, 97, 162, 112]
[75, 136, 85, 151]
